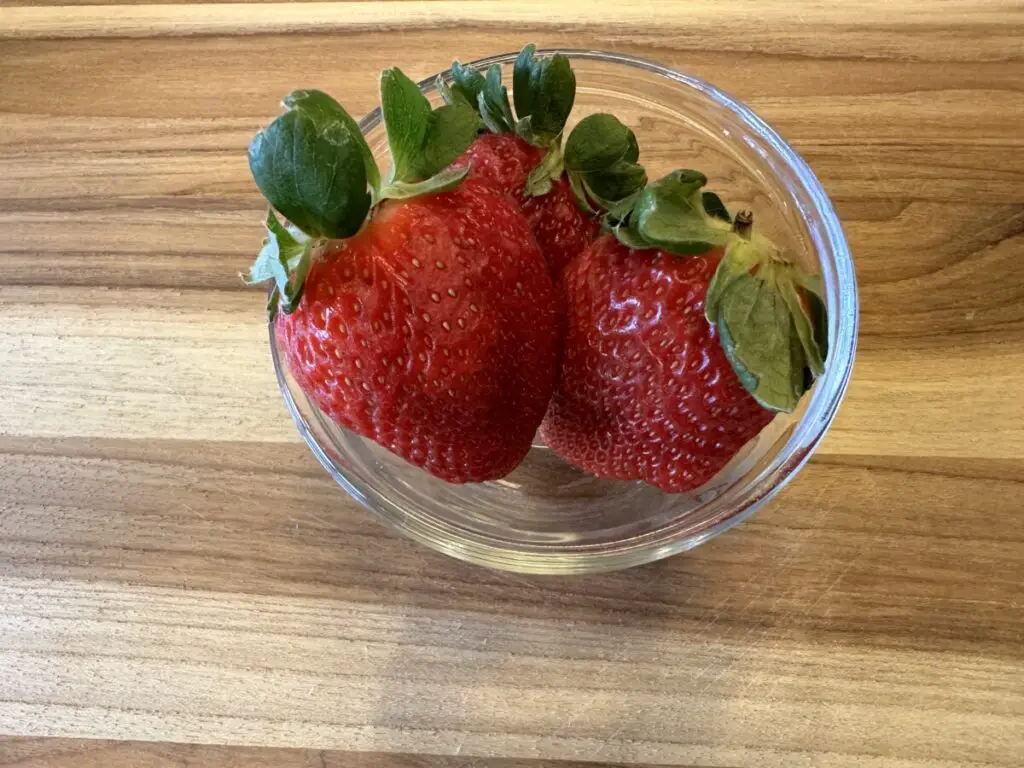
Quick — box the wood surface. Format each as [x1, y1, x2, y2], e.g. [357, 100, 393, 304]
[0, 738, 649, 768]
[1, 1, 1023, 766]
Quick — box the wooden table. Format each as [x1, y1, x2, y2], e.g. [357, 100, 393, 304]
[2, 2, 1023, 766]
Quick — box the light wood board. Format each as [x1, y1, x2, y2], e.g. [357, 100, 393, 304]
[1, 1, 1023, 766]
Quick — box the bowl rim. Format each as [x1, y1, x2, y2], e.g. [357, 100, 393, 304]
[270, 48, 859, 574]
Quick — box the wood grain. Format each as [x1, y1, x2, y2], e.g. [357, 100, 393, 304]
[1, 1, 1021, 63]
[0, 738, 653, 767]
[1, 1, 1023, 766]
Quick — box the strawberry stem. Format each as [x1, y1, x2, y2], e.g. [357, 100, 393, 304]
[732, 210, 753, 239]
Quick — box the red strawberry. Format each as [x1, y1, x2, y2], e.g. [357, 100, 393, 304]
[442, 49, 611, 275]
[278, 178, 558, 482]
[247, 69, 560, 483]
[452, 133, 600, 274]
[540, 234, 774, 492]
[541, 167, 829, 493]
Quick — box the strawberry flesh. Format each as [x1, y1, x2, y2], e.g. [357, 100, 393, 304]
[277, 178, 559, 483]
[521, 175, 601, 275]
[452, 133, 543, 204]
[540, 234, 774, 493]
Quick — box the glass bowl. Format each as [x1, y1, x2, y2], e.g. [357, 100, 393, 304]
[270, 49, 858, 574]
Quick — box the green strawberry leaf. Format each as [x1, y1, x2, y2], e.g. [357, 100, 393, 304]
[436, 74, 459, 108]
[448, 45, 577, 146]
[583, 161, 648, 208]
[704, 237, 761, 323]
[716, 272, 807, 413]
[715, 310, 757, 393]
[796, 269, 830, 360]
[564, 113, 637, 172]
[601, 187, 644, 222]
[512, 45, 576, 145]
[380, 67, 431, 183]
[381, 66, 479, 185]
[282, 89, 380, 194]
[608, 212, 649, 251]
[787, 268, 829, 374]
[267, 286, 282, 322]
[633, 169, 732, 255]
[445, 61, 514, 137]
[248, 209, 314, 319]
[702, 191, 732, 223]
[420, 101, 481, 177]
[562, 113, 647, 212]
[379, 165, 470, 201]
[247, 210, 293, 286]
[525, 144, 565, 196]
[437, 74, 486, 135]
[567, 170, 597, 215]
[478, 64, 515, 134]
[246, 214, 308, 285]
[449, 60, 487, 109]
[780, 274, 825, 377]
[788, 323, 810, 402]
[285, 238, 313, 313]
[512, 45, 539, 128]
[248, 97, 372, 239]
[806, 288, 829, 363]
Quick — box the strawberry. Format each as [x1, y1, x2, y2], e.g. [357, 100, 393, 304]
[542, 170, 829, 493]
[278, 178, 557, 482]
[541, 235, 773, 491]
[246, 71, 559, 482]
[441, 47, 633, 275]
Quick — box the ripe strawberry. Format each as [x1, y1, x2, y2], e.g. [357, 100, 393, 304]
[278, 178, 558, 482]
[246, 70, 559, 483]
[442, 48, 634, 276]
[541, 235, 773, 492]
[452, 132, 600, 274]
[542, 169, 829, 493]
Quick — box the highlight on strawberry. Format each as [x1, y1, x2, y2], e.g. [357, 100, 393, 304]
[243, 44, 829, 492]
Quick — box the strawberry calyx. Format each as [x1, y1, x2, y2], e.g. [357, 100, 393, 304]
[439, 49, 647, 216]
[247, 69, 480, 318]
[440, 59, 513, 134]
[706, 219, 829, 412]
[441, 44, 575, 148]
[607, 168, 829, 412]
[604, 169, 734, 254]
[378, 68, 480, 199]
[512, 44, 576, 146]
[242, 210, 312, 318]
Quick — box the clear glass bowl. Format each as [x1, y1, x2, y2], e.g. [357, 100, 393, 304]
[270, 50, 858, 574]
